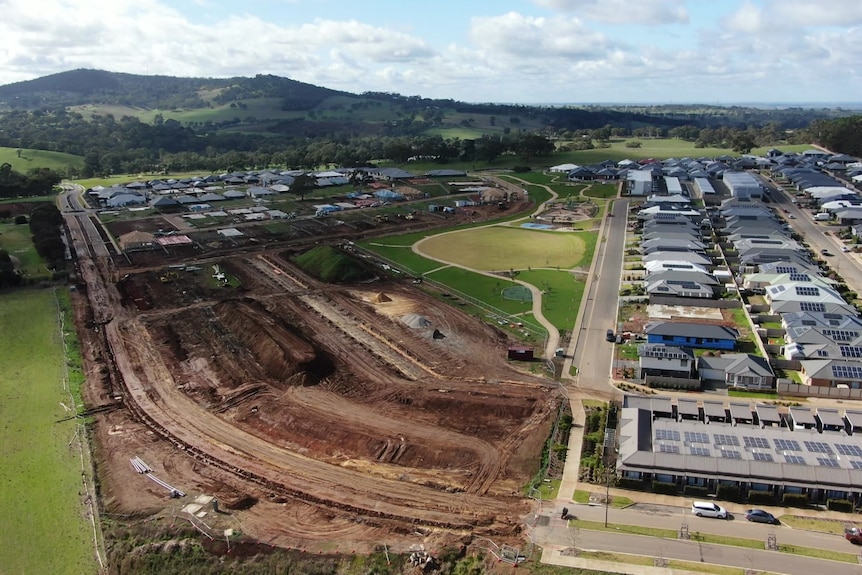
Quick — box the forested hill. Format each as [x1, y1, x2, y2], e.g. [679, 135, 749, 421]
[0, 69, 349, 111]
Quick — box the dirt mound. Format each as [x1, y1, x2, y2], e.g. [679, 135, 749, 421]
[373, 292, 392, 303]
[401, 313, 431, 328]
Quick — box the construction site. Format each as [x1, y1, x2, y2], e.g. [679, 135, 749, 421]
[66, 202, 559, 557]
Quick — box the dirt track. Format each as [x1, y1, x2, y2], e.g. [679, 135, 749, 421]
[66, 207, 557, 549]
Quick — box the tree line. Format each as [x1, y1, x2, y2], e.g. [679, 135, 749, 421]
[0, 163, 62, 199]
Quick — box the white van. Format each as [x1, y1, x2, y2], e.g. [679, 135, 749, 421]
[813, 212, 832, 221]
[691, 501, 728, 519]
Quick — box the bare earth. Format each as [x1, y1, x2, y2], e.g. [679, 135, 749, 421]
[69, 210, 557, 552]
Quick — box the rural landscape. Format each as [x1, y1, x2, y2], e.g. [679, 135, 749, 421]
[3, 28, 862, 575]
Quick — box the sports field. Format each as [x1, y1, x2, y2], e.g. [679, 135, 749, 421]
[417, 226, 587, 271]
[0, 289, 96, 574]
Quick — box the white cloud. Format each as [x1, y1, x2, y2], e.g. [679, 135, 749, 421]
[469, 12, 614, 60]
[531, 0, 688, 25]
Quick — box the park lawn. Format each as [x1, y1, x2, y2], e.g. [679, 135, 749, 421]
[0, 147, 84, 173]
[516, 269, 584, 330]
[583, 183, 619, 199]
[417, 226, 587, 272]
[0, 289, 96, 574]
[0, 221, 52, 280]
[361, 240, 443, 276]
[727, 389, 779, 399]
[424, 266, 534, 317]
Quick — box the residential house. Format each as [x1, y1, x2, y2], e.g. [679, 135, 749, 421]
[645, 321, 738, 350]
[637, 344, 696, 379]
[698, 353, 774, 390]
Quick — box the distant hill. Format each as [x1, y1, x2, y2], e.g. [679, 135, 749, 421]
[0, 69, 349, 112]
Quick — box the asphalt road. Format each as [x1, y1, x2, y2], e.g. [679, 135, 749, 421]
[762, 178, 862, 293]
[566, 199, 628, 396]
[529, 501, 862, 575]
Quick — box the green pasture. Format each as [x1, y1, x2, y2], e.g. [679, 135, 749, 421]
[516, 269, 585, 330]
[424, 266, 535, 318]
[0, 147, 83, 173]
[552, 139, 812, 166]
[417, 226, 587, 272]
[362, 240, 443, 276]
[0, 289, 96, 574]
[0, 221, 52, 280]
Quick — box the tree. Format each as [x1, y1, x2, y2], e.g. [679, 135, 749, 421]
[731, 132, 756, 154]
[289, 173, 316, 201]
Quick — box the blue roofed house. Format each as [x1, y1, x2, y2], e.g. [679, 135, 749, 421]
[645, 321, 739, 350]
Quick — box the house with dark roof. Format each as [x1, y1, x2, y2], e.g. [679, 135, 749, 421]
[698, 353, 774, 390]
[645, 321, 738, 350]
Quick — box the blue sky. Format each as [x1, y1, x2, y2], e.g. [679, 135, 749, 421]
[1, 0, 860, 104]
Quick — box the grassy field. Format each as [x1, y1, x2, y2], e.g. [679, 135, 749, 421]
[0, 221, 53, 280]
[0, 147, 84, 173]
[417, 226, 588, 271]
[0, 289, 96, 574]
[517, 269, 585, 331]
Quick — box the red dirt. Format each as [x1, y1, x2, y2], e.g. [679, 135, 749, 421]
[68, 211, 557, 553]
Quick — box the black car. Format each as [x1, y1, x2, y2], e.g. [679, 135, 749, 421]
[744, 509, 778, 524]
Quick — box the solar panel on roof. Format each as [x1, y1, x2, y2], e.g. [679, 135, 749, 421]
[743, 436, 770, 449]
[774, 438, 801, 451]
[840, 346, 862, 358]
[789, 273, 810, 282]
[684, 431, 709, 444]
[804, 441, 833, 454]
[817, 457, 839, 467]
[753, 452, 774, 462]
[775, 266, 797, 274]
[800, 302, 826, 312]
[824, 313, 844, 320]
[659, 443, 680, 454]
[655, 429, 681, 441]
[713, 434, 740, 446]
[850, 460, 862, 470]
[837, 444, 862, 457]
[832, 364, 862, 379]
[690, 447, 711, 456]
[796, 286, 821, 297]
[720, 449, 742, 459]
[823, 330, 859, 342]
[785, 454, 806, 465]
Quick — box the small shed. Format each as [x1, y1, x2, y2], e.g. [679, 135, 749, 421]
[651, 396, 674, 420]
[507, 346, 534, 361]
[844, 410, 862, 435]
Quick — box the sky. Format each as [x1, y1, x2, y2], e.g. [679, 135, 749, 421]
[0, 0, 859, 104]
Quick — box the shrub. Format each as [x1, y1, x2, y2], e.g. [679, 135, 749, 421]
[683, 485, 709, 497]
[827, 499, 854, 512]
[781, 493, 810, 507]
[747, 490, 776, 505]
[13, 215, 27, 224]
[652, 481, 678, 495]
[716, 484, 741, 502]
[618, 477, 644, 490]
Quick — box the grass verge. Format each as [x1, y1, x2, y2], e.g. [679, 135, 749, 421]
[570, 520, 858, 563]
[778, 515, 850, 535]
[577, 550, 782, 575]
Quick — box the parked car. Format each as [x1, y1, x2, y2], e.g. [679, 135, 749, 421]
[842, 246, 851, 253]
[845, 526, 862, 544]
[744, 509, 778, 524]
[821, 249, 833, 256]
[606, 329, 615, 342]
[691, 501, 728, 519]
